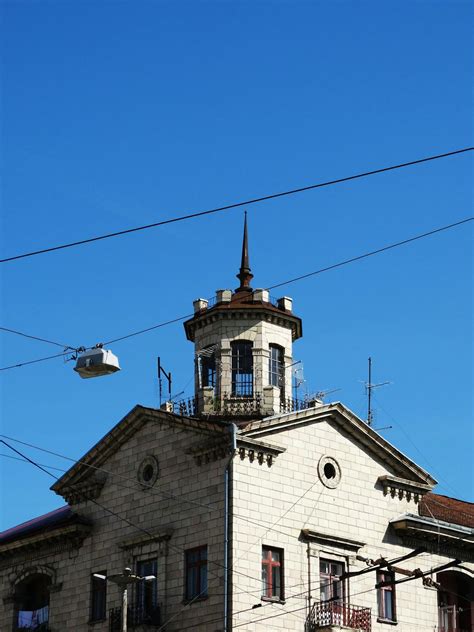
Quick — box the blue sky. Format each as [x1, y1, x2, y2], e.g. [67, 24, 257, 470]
[0, 1, 472, 530]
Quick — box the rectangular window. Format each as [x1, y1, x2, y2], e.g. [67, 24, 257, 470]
[262, 546, 284, 600]
[231, 341, 253, 396]
[90, 571, 107, 622]
[269, 345, 285, 396]
[136, 559, 158, 623]
[377, 571, 396, 621]
[320, 559, 344, 603]
[185, 546, 208, 600]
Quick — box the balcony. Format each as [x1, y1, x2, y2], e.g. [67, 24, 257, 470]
[109, 604, 161, 630]
[306, 601, 371, 632]
[172, 393, 314, 418]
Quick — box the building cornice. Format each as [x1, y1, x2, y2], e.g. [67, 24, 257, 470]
[0, 522, 91, 562]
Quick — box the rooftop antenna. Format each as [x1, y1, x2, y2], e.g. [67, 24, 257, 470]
[157, 357, 172, 407]
[366, 357, 390, 426]
[314, 387, 341, 401]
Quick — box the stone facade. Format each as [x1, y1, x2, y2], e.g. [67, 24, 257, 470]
[1, 224, 473, 631]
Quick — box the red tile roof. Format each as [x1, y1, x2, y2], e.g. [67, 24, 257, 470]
[419, 493, 474, 528]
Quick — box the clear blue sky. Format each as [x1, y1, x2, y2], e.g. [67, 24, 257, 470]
[0, 1, 472, 530]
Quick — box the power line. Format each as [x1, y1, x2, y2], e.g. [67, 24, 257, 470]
[0, 326, 75, 350]
[267, 216, 473, 290]
[1, 147, 471, 264]
[1, 215, 471, 373]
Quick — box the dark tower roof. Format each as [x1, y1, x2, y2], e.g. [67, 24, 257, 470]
[235, 212, 253, 292]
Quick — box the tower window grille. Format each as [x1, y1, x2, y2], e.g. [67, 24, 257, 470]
[231, 341, 253, 397]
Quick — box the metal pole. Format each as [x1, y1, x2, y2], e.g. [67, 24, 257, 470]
[367, 357, 372, 425]
[122, 585, 128, 632]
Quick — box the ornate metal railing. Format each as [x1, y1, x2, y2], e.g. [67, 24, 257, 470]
[280, 397, 313, 413]
[306, 601, 371, 631]
[172, 396, 197, 416]
[109, 604, 161, 630]
[172, 393, 316, 417]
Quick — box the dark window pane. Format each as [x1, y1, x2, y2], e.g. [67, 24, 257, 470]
[231, 342, 253, 396]
[90, 571, 107, 621]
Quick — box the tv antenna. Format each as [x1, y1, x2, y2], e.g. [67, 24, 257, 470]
[157, 357, 172, 407]
[365, 357, 390, 426]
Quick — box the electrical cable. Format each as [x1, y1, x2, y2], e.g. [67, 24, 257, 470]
[1, 147, 471, 264]
[0, 326, 75, 350]
[0, 350, 72, 371]
[2, 215, 471, 372]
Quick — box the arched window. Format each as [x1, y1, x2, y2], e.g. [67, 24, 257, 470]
[231, 341, 253, 396]
[14, 573, 51, 630]
[269, 345, 285, 396]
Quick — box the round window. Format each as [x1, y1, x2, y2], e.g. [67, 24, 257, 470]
[318, 455, 341, 489]
[137, 456, 159, 488]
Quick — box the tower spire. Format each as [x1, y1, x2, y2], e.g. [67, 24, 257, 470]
[235, 211, 254, 292]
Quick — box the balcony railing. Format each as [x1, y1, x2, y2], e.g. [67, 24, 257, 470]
[172, 393, 314, 418]
[306, 601, 371, 632]
[109, 604, 161, 630]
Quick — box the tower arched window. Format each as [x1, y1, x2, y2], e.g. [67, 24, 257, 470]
[269, 344, 285, 396]
[14, 573, 51, 630]
[231, 341, 253, 397]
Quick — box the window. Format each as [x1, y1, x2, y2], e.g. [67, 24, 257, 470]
[269, 345, 285, 396]
[377, 571, 396, 622]
[201, 351, 216, 388]
[231, 341, 253, 396]
[14, 573, 51, 630]
[136, 560, 159, 623]
[261, 546, 284, 600]
[320, 559, 344, 603]
[185, 546, 208, 600]
[90, 571, 107, 622]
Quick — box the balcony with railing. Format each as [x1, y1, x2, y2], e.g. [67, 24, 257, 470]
[306, 601, 371, 632]
[172, 392, 316, 418]
[109, 603, 161, 630]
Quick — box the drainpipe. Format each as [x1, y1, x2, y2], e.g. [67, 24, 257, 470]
[224, 423, 237, 632]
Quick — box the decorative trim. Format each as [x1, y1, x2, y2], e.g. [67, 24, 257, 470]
[378, 475, 433, 504]
[137, 455, 159, 488]
[62, 474, 107, 504]
[301, 530, 366, 553]
[0, 523, 91, 562]
[118, 528, 173, 552]
[185, 439, 232, 466]
[237, 437, 285, 467]
[317, 455, 341, 489]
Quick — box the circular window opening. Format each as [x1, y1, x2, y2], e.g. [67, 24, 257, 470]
[317, 456, 341, 489]
[142, 464, 155, 483]
[138, 456, 159, 488]
[324, 462, 336, 479]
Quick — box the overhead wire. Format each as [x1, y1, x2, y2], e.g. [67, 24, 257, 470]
[1, 147, 471, 264]
[1, 215, 472, 372]
[0, 326, 75, 350]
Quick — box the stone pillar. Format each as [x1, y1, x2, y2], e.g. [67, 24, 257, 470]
[262, 385, 280, 416]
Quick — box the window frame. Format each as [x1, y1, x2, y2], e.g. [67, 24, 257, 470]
[377, 570, 397, 623]
[200, 348, 216, 388]
[184, 545, 208, 602]
[319, 558, 345, 604]
[90, 570, 107, 623]
[136, 559, 158, 623]
[231, 340, 253, 397]
[268, 344, 285, 396]
[261, 546, 284, 602]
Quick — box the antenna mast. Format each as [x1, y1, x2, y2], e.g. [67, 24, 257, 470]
[366, 357, 390, 426]
[157, 357, 172, 407]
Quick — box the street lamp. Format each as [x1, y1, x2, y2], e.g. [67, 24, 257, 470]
[93, 567, 155, 632]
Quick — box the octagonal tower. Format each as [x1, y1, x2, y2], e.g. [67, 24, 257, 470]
[183, 214, 303, 420]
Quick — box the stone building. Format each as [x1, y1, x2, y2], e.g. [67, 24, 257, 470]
[1, 218, 473, 632]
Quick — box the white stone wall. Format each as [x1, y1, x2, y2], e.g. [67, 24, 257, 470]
[0, 419, 229, 631]
[230, 417, 460, 631]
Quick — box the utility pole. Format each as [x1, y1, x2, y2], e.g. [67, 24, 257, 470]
[365, 357, 390, 426]
[93, 567, 155, 631]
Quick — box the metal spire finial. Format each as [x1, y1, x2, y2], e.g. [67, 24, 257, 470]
[235, 211, 253, 292]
